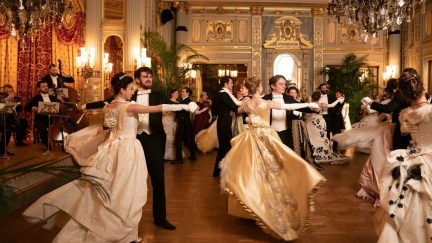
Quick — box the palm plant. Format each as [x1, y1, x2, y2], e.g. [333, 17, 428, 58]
[321, 53, 377, 123]
[143, 31, 208, 96]
[0, 158, 109, 217]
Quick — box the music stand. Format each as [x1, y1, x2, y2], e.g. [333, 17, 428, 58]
[38, 102, 60, 156]
[49, 88, 69, 99]
[0, 103, 18, 159]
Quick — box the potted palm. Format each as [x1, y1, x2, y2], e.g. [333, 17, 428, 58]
[143, 31, 208, 97]
[321, 53, 377, 123]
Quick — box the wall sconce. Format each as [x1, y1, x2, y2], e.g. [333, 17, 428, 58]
[134, 48, 151, 69]
[186, 69, 197, 88]
[103, 53, 113, 86]
[218, 65, 238, 78]
[382, 65, 397, 85]
[76, 47, 95, 79]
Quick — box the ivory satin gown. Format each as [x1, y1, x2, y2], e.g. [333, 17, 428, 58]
[23, 103, 148, 242]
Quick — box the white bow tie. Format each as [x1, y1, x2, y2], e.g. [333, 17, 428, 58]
[138, 89, 151, 95]
[273, 94, 283, 98]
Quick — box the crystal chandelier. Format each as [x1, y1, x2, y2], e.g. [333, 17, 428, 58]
[0, 0, 73, 38]
[327, 0, 426, 42]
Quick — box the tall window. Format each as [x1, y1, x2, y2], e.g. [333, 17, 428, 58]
[274, 54, 295, 82]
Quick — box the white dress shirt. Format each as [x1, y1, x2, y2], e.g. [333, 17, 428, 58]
[51, 75, 58, 88]
[136, 89, 151, 135]
[271, 93, 287, 132]
[41, 93, 51, 102]
[319, 94, 329, 115]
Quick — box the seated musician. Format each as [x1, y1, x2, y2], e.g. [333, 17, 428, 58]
[0, 84, 28, 148]
[41, 64, 75, 89]
[24, 80, 63, 148]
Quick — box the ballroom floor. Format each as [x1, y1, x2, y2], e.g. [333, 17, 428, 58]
[0, 147, 377, 243]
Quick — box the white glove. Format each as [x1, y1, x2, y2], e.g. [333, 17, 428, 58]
[293, 110, 302, 118]
[162, 104, 183, 112]
[361, 97, 372, 106]
[187, 102, 198, 113]
[307, 102, 320, 110]
[81, 104, 87, 110]
[280, 103, 309, 110]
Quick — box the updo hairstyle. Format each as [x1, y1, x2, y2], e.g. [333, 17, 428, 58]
[111, 72, 134, 95]
[311, 91, 321, 102]
[286, 86, 299, 95]
[244, 76, 261, 95]
[398, 72, 423, 100]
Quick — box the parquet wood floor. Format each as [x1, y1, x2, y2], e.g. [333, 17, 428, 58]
[0, 148, 378, 243]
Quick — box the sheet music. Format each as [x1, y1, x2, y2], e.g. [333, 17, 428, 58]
[38, 102, 60, 114]
[48, 88, 69, 98]
[0, 102, 18, 113]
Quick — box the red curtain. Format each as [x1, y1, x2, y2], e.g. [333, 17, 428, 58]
[17, 24, 53, 140]
[55, 12, 85, 46]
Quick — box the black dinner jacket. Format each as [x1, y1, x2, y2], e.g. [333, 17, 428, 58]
[41, 74, 75, 89]
[321, 93, 337, 114]
[370, 90, 410, 126]
[176, 97, 192, 121]
[85, 96, 115, 110]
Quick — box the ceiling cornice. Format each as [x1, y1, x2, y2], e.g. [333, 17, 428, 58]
[163, 0, 328, 8]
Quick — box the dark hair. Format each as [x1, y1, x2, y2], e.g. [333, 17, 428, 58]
[169, 88, 178, 95]
[286, 86, 299, 95]
[47, 64, 56, 70]
[318, 83, 328, 90]
[183, 87, 192, 96]
[244, 76, 261, 94]
[3, 84, 13, 90]
[111, 73, 134, 95]
[311, 91, 321, 102]
[402, 68, 419, 77]
[36, 80, 48, 88]
[398, 72, 423, 100]
[220, 76, 232, 86]
[386, 78, 398, 92]
[335, 89, 344, 95]
[134, 66, 153, 79]
[268, 75, 286, 90]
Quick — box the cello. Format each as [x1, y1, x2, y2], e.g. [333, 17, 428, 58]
[50, 60, 89, 143]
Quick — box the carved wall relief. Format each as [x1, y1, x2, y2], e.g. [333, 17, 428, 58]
[206, 20, 233, 42]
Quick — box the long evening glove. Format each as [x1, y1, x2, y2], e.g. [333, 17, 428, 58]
[281, 102, 319, 110]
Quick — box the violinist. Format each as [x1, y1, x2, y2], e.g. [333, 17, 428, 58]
[24, 80, 63, 148]
[0, 84, 28, 147]
[41, 64, 75, 89]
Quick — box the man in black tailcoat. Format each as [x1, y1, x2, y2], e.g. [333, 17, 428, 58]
[363, 78, 411, 150]
[174, 87, 196, 163]
[41, 64, 75, 89]
[318, 83, 337, 139]
[212, 76, 239, 178]
[130, 67, 176, 230]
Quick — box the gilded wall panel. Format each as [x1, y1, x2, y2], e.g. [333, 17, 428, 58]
[206, 20, 233, 42]
[238, 20, 248, 43]
[191, 19, 202, 43]
[327, 22, 336, 44]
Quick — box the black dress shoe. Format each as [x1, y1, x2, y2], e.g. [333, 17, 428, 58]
[6, 151, 15, 156]
[16, 142, 28, 146]
[154, 220, 176, 230]
[170, 160, 183, 164]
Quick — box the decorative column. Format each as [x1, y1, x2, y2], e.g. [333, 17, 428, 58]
[250, 7, 264, 79]
[388, 29, 401, 77]
[126, 0, 146, 72]
[312, 8, 324, 92]
[176, 2, 189, 45]
[84, 0, 102, 102]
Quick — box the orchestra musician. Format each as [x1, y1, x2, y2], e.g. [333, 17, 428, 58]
[41, 64, 75, 89]
[0, 84, 28, 148]
[24, 80, 63, 148]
